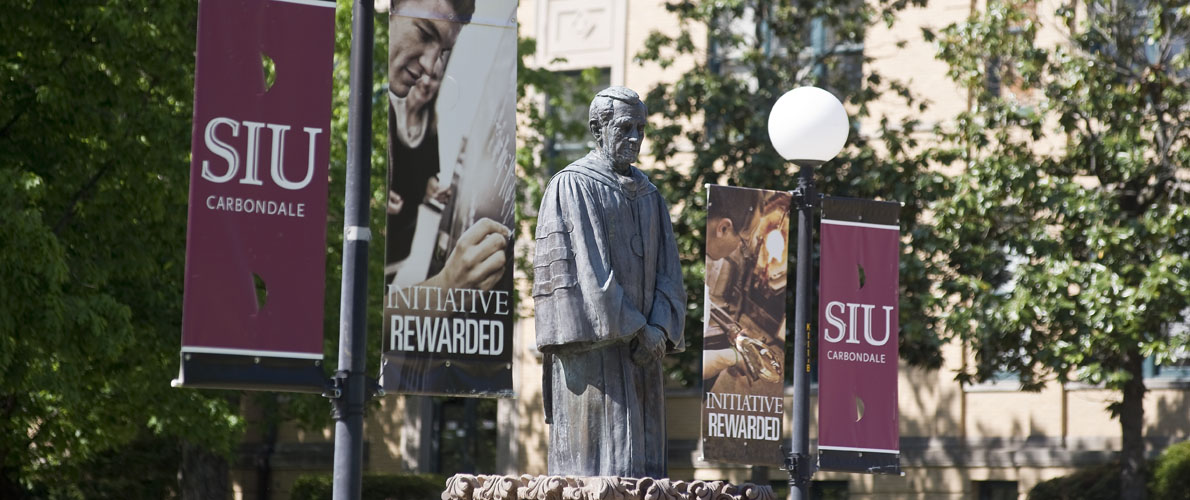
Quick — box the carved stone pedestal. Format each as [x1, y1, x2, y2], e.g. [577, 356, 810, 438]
[441, 475, 775, 500]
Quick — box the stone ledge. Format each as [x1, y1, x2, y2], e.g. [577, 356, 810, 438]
[442, 475, 775, 500]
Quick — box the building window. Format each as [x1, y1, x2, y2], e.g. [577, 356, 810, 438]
[1145, 354, 1190, 381]
[810, 480, 849, 500]
[432, 397, 498, 474]
[1145, 308, 1190, 382]
[808, 15, 864, 94]
[983, 0, 1038, 102]
[543, 68, 611, 175]
[705, 4, 864, 93]
[976, 480, 1019, 500]
[1086, 0, 1188, 79]
[964, 369, 1023, 392]
[964, 247, 1025, 391]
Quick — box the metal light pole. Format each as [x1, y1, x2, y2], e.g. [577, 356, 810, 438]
[331, 0, 374, 499]
[767, 87, 850, 500]
[787, 161, 817, 500]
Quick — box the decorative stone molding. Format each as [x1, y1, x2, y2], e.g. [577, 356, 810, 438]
[534, 0, 628, 85]
[442, 475, 775, 500]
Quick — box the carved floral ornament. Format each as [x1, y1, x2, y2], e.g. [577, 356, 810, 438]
[442, 475, 776, 500]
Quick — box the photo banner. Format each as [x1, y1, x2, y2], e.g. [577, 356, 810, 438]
[177, 0, 336, 392]
[380, 1, 518, 397]
[700, 185, 791, 466]
[817, 196, 902, 474]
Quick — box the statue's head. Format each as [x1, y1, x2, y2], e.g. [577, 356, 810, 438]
[388, 0, 476, 99]
[589, 86, 647, 173]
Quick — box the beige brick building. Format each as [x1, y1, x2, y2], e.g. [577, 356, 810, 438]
[231, 1, 1189, 498]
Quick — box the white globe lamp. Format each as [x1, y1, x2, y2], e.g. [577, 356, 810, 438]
[767, 86, 849, 163]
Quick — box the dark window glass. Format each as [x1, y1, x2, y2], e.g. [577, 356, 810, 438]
[976, 480, 1018, 500]
[433, 397, 498, 474]
[543, 68, 612, 175]
[811, 480, 848, 500]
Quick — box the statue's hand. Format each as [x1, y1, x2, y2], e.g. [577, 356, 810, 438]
[631, 325, 667, 366]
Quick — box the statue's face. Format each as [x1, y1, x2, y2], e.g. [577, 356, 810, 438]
[388, 0, 463, 98]
[597, 100, 647, 169]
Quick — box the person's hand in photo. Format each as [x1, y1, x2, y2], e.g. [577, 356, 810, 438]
[423, 218, 512, 291]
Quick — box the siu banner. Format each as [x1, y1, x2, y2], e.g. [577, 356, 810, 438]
[177, 0, 336, 392]
[700, 185, 791, 466]
[380, 0, 518, 397]
[817, 197, 902, 475]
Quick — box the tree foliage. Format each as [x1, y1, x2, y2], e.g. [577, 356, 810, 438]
[928, 1, 1189, 498]
[634, 0, 949, 385]
[0, 1, 246, 497]
[930, 0, 1190, 390]
[1151, 439, 1190, 500]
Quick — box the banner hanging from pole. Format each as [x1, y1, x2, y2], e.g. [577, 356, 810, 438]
[177, 0, 337, 392]
[699, 185, 791, 466]
[379, 0, 518, 397]
[816, 196, 902, 474]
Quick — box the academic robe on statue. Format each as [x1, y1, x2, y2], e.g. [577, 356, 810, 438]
[533, 152, 686, 478]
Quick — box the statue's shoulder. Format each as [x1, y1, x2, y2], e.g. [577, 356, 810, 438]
[549, 155, 616, 190]
[547, 154, 661, 199]
[544, 169, 595, 197]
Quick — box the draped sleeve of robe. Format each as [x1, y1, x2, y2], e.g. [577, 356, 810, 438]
[532, 153, 686, 478]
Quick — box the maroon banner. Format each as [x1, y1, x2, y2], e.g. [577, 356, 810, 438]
[176, 0, 336, 392]
[816, 196, 901, 474]
[699, 185, 790, 466]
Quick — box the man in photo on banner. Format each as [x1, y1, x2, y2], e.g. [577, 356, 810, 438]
[702, 187, 757, 386]
[702, 188, 786, 391]
[385, 0, 510, 291]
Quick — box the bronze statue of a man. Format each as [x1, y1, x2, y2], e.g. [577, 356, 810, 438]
[532, 86, 686, 478]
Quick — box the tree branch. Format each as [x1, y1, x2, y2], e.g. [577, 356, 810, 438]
[53, 161, 115, 236]
[1, 394, 16, 421]
[1, 23, 98, 140]
[0, 101, 32, 139]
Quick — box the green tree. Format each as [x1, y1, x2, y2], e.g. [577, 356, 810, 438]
[928, 1, 1189, 499]
[633, 0, 950, 385]
[0, 1, 243, 497]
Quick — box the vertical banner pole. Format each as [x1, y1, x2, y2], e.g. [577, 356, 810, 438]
[333, 0, 374, 498]
[789, 163, 818, 500]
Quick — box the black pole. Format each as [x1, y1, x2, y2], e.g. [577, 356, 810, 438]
[332, 0, 373, 498]
[788, 162, 819, 500]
